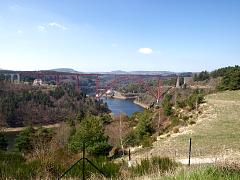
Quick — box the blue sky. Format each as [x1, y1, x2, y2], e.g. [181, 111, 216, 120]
[0, 0, 239, 72]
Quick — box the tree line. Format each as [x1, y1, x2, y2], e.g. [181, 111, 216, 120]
[193, 65, 240, 90]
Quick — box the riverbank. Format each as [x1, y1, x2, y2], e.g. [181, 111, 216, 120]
[111, 91, 148, 108]
[112, 91, 127, 99]
[2, 123, 61, 132]
[133, 100, 149, 108]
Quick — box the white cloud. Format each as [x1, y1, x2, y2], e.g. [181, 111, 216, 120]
[37, 22, 67, 32]
[138, 48, 153, 54]
[38, 25, 46, 32]
[48, 22, 67, 30]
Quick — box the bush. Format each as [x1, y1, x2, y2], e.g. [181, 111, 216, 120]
[14, 127, 54, 154]
[172, 127, 179, 133]
[186, 89, 204, 110]
[123, 131, 138, 146]
[0, 150, 65, 179]
[68, 115, 111, 156]
[176, 100, 187, 108]
[189, 120, 196, 125]
[0, 133, 8, 151]
[63, 156, 121, 179]
[141, 135, 154, 148]
[0, 151, 39, 179]
[171, 117, 181, 127]
[130, 157, 178, 177]
[124, 110, 155, 147]
[162, 94, 173, 116]
[14, 127, 35, 153]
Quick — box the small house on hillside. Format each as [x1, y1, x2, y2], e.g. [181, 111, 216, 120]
[33, 79, 43, 86]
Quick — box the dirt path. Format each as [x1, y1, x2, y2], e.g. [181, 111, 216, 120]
[2, 123, 61, 132]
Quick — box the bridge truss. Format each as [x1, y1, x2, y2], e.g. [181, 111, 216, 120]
[0, 70, 179, 103]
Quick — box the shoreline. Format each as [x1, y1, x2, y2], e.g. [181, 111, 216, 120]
[133, 100, 149, 109]
[2, 123, 61, 133]
[110, 91, 149, 109]
[3, 93, 149, 132]
[112, 91, 127, 99]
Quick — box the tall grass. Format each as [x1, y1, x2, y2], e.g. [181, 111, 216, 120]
[165, 166, 240, 180]
[130, 156, 178, 177]
[2, 149, 240, 180]
[0, 151, 38, 179]
[0, 151, 121, 179]
[63, 156, 121, 179]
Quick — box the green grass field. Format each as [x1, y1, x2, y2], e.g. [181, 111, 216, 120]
[133, 90, 240, 160]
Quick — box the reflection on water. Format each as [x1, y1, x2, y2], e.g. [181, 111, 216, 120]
[102, 97, 144, 116]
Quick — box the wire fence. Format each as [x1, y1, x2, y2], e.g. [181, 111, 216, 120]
[129, 135, 240, 166]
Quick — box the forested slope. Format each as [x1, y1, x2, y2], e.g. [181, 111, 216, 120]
[0, 82, 109, 127]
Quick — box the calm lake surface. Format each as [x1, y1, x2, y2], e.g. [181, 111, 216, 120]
[102, 97, 144, 116]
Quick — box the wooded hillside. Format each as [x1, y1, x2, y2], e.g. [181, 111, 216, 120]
[0, 82, 109, 127]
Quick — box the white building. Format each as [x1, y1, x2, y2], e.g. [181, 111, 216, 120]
[33, 79, 43, 86]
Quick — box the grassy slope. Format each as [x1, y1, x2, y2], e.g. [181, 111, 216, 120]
[132, 90, 240, 160]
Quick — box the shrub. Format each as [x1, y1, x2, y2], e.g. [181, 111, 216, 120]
[186, 89, 204, 110]
[0, 151, 39, 179]
[0, 133, 8, 151]
[124, 110, 154, 147]
[189, 120, 196, 125]
[162, 94, 173, 116]
[176, 100, 187, 108]
[171, 117, 181, 127]
[123, 131, 138, 146]
[14, 127, 54, 154]
[14, 127, 35, 153]
[172, 127, 179, 133]
[130, 157, 178, 177]
[68, 115, 111, 156]
[141, 135, 154, 148]
[63, 156, 121, 179]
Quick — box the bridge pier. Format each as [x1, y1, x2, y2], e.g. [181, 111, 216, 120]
[176, 76, 180, 88]
[2, 73, 20, 83]
[10, 74, 14, 82]
[16, 74, 20, 83]
[3, 74, 7, 82]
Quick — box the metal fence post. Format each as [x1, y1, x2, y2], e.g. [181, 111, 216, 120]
[129, 149, 131, 161]
[188, 138, 192, 166]
[83, 142, 85, 180]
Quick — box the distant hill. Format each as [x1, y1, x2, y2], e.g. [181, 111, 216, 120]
[51, 69, 192, 76]
[0, 68, 192, 77]
[110, 70, 128, 74]
[50, 68, 80, 73]
[102, 70, 178, 76]
[129, 71, 176, 76]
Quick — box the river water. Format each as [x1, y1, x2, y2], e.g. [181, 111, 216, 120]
[102, 97, 144, 116]
[5, 98, 144, 151]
